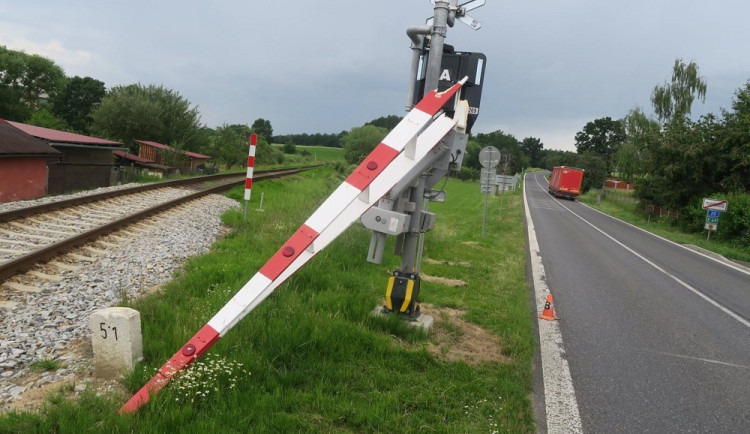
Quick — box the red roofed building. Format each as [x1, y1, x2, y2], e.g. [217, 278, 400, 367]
[113, 150, 175, 178]
[7, 121, 125, 194]
[0, 119, 63, 202]
[135, 140, 211, 173]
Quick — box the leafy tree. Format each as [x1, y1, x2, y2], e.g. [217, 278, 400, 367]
[91, 83, 201, 152]
[577, 151, 607, 193]
[0, 46, 65, 120]
[615, 143, 641, 183]
[473, 130, 528, 173]
[26, 107, 66, 130]
[637, 114, 722, 208]
[0, 84, 31, 120]
[50, 76, 105, 133]
[251, 118, 273, 141]
[254, 134, 285, 165]
[574, 117, 625, 172]
[623, 107, 660, 147]
[273, 132, 341, 148]
[617, 107, 660, 182]
[193, 126, 217, 156]
[213, 123, 250, 169]
[342, 125, 388, 164]
[366, 115, 402, 130]
[538, 149, 579, 170]
[651, 58, 707, 124]
[717, 81, 750, 192]
[463, 140, 482, 170]
[520, 137, 544, 168]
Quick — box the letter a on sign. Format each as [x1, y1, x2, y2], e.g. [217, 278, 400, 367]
[439, 69, 452, 81]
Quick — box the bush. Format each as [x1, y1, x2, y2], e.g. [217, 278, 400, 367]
[282, 142, 296, 154]
[717, 192, 750, 246]
[342, 125, 388, 164]
[454, 166, 479, 181]
[677, 192, 750, 246]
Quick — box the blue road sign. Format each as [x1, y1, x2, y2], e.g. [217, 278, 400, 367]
[707, 209, 721, 218]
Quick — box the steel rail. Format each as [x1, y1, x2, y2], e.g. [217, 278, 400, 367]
[0, 166, 323, 224]
[0, 167, 314, 282]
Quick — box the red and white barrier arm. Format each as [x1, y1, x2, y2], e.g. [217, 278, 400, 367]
[244, 134, 257, 201]
[120, 78, 467, 414]
[234, 114, 458, 318]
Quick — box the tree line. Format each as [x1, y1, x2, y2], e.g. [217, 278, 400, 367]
[561, 59, 748, 244]
[1, 46, 330, 168]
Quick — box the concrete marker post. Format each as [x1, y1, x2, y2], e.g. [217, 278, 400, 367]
[89, 307, 143, 378]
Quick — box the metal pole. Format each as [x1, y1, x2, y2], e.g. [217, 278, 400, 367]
[482, 190, 488, 237]
[397, 1, 455, 273]
[400, 175, 427, 272]
[415, 197, 430, 273]
[423, 0, 453, 95]
[500, 181, 506, 219]
[406, 26, 429, 112]
[257, 192, 264, 211]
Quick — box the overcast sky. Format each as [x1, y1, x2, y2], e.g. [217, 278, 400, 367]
[2, 0, 749, 151]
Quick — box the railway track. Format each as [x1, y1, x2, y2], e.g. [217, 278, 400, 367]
[0, 167, 311, 284]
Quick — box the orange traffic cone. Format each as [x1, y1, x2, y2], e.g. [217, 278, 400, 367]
[538, 293, 559, 321]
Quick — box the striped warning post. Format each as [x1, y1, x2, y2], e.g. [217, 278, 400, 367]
[244, 134, 257, 202]
[119, 78, 467, 414]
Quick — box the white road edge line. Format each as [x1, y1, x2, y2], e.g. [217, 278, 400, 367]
[637, 348, 750, 369]
[582, 197, 750, 277]
[532, 175, 750, 330]
[533, 174, 750, 276]
[523, 173, 583, 434]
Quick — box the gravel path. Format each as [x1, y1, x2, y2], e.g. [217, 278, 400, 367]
[0, 186, 239, 410]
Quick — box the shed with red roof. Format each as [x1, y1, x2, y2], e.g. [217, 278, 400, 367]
[135, 140, 211, 173]
[113, 150, 176, 178]
[0, 119, 63, 202]
[8, 121, 125, 194]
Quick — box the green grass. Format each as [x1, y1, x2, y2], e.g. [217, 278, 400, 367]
[0, 168, 534, 433]
[298, 145, 345, 163]
[579, 190, 750, 263]
[272, 145, 345, 164]
[29, 358, 62, 372]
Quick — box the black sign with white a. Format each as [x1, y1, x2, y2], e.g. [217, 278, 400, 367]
[412, 49, 486, 134]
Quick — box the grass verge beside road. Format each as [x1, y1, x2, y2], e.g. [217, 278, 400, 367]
[0, 168, 535, 433]
[579, 190, 750, 264]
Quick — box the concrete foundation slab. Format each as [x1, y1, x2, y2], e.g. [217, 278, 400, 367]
[370, 306, 434, 332]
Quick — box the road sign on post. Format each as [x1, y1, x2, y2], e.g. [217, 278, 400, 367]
[702, 198, 728, 240]
[479, 146, 499, 237]
[479, 146, 500, 168]
[702, 198, 728, 211]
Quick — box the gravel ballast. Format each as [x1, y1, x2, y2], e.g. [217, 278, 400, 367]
[0, 186, 239, 409]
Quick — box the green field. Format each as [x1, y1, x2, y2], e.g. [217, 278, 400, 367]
[272, 145, 345, 163]
[0, 167, 534, 433]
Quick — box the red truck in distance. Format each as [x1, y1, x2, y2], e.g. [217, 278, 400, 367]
[548, 166, 585, 200]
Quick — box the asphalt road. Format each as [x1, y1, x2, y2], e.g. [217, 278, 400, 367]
[525, 171, 750, 433]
